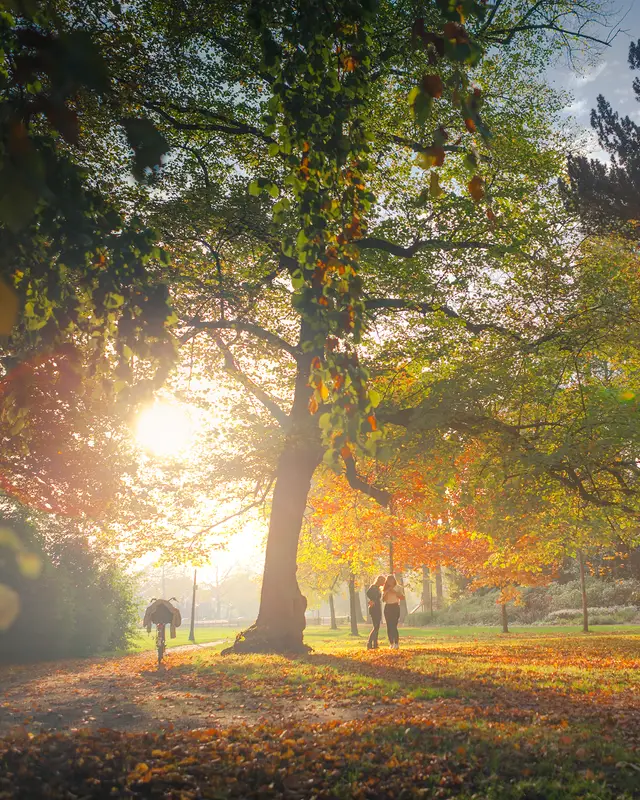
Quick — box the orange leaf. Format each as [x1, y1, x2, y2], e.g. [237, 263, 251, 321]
[468, 175, 484, 202]
[421, 74, 443, 98]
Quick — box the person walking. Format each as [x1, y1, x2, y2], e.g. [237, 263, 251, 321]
[366, 575, 385, 650]
[383, 574, 404, 649]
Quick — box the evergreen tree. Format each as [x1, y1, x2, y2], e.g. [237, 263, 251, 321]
[564, 40, 640, 238]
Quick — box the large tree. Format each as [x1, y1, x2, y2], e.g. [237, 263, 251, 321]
[8, 0, 636, 652]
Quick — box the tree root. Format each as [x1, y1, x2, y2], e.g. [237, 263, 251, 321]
[221, 624, 312, 656]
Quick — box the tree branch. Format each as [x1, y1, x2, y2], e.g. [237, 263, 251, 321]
[183, 319, 299, 360]
[364, 297, 515, 338]
[380, 403, 640, 516]
[143, 101, 276, 144]
[364, 297, 597, 351]
[358, 237, 503, 257]
[388, 134, 464, 155]
[343, 454, 391, 507]
[210, 332, 290, 427]
[187, 475, 276, 542]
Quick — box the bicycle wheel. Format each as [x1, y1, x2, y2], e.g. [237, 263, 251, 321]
[156, 623, 166, 666]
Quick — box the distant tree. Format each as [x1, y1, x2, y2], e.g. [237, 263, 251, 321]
[564, 40, 640, 237]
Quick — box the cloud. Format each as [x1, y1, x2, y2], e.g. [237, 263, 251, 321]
[568, 60, 609, 86]
[563, 98, 588, 115]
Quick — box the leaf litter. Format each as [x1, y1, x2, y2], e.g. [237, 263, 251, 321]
[0, 632, 639, 798]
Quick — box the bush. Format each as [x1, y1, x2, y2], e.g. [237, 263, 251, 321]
[406, 578, 640, 628]
[545, 606, 640, 625]
[0, 508, 138, 662]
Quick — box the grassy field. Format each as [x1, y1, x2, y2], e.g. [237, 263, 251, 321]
[130, 622, 640, 652]
[1, 628, 639, 798]
[130, 625, 240, 651]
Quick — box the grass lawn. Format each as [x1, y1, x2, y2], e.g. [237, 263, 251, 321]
[130, 621, 640, 652]
[4, 627, 638, 798]
[130, 625, 241, 651]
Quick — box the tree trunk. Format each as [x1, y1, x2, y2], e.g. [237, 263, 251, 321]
[215, 566, 221, 620]
[328, 593, 337, 629]
[388, 540, 394, 574]
[434, 565, 443, 610]
[396, 572, 408, 623]
[422, 565, 432, 619]
[578, 550, 589, 633]
[362, 575, 370, 622]
[222, 438, 320, 654]
[188, 568, 197, 643]
[348, 573, 360, 636]
[501, 602, 509, 634]
[356, 580, 366, 623]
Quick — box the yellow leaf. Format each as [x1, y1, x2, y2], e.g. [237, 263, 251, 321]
[16, 552, 43, 579]
[0, 278, 19, 336]
[0, 584, 20, 631]
[430, 171, 443, 198]
[415, 151, 436, 170]
[0, 527, 23, 552]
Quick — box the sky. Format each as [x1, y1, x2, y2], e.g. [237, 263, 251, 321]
[551, 1, 640, 157]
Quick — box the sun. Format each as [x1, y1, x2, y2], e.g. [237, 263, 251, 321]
[135, 401, 195, 458]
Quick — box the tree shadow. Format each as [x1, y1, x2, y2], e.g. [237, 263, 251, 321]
[298, 650, 638, 732]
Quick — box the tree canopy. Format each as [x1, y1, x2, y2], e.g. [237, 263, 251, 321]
[2, 0, 639, 652]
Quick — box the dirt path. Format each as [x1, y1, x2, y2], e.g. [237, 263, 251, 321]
[0, 649, 365, 735]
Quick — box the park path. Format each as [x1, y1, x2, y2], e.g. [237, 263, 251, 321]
[0, 648, 363, 735]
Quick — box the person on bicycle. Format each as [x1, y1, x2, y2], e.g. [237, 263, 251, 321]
[143, 598, 181, 637]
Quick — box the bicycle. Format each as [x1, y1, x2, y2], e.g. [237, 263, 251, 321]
[146, 597, 178, 667]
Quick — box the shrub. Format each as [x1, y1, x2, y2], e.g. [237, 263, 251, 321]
[0, 507, 138, 662]
[406, 578, 640, 628]
[545, 606, 639, 624]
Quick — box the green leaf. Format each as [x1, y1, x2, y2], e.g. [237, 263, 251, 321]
[296, 229, 309, 250]
[318, 412, 332, 430]
[291, 270, 305, 289]
[104, 293, 124, 309]
[121, 118, 170, 180]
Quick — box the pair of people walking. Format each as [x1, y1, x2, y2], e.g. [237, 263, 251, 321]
[366, 574, 404, 649]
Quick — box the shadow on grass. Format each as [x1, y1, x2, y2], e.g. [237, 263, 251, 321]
[2, 702, 639, 800]
[163, 645, 639, 751]
[304, 651, 638, 726]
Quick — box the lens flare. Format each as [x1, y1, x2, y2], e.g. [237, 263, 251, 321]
[135, 401, 194, 457]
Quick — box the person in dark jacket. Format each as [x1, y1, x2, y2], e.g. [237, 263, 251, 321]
[366, 575, 385, 649]
[383, 574, 405, 649]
